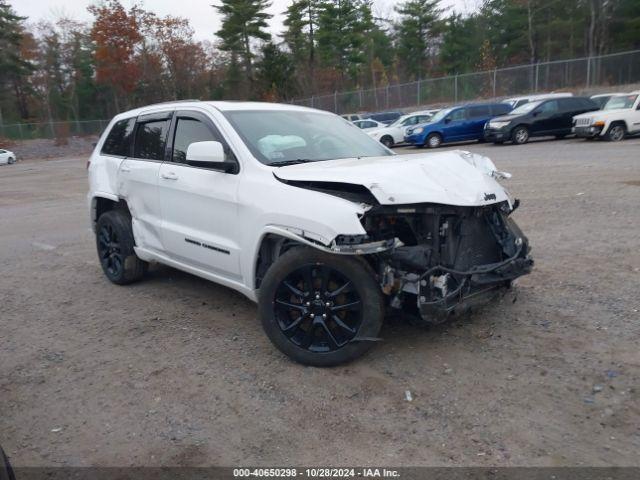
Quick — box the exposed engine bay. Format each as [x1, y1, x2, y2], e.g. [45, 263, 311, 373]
[335, 201, 533, 324]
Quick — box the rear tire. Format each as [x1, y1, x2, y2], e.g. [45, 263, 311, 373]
[258, 247, 384, 367]
[380, 135, 394, 148]
[96, 209, 147, 285]
[426, 133, 442, 148]
[605, 123, 626, 142]
[511, 125, 529, 145]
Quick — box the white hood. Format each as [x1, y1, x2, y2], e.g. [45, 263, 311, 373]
[274, 150, 511, 207]
[574, 108, 631, 120]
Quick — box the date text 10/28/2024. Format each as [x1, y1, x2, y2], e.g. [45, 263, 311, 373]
[233, 468, 401, 478]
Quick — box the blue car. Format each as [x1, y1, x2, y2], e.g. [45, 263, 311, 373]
[405, 102, 512, 148]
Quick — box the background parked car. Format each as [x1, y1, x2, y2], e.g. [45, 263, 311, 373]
[589, 93, 622, 109]
[367, 110, 437, 147]
[502, 92, 573, 109]
[341, 113, 365, 122]
[352, 119, 386, 130]
[0, 149, 16, 165]
[363, 111, 403, 125]
[405, 102, 512, 148]
[574, 91, 640, 141]
[484, 96, 598, 145]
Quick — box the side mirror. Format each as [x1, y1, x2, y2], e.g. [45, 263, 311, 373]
[444, 117, 452, 124]
[186, 141, 237, 173]
[532, 110, 540, 117]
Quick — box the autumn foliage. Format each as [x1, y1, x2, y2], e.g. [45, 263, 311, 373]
[88, 1, 141, 105]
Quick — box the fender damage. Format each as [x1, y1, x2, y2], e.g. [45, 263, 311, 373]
[274, 150, 533, 324]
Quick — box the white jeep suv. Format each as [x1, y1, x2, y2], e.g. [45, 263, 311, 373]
[573, 91, 640, 141]
[88, 101, 532, 366]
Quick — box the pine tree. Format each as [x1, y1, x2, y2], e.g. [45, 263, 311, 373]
[316, 0, 373, 88]
[0, 0, 34, 121]
[394, 0, 443, 80]
[214, 0, 272, 95]
[283, 0, 319, 94]
[256, 42, 297, 100]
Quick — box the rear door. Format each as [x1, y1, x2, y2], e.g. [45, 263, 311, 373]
[556, 98, 583, 134]
[157, 110, 242, 280]
[118, 112, 172, 252]
[467, 105, 492, 139]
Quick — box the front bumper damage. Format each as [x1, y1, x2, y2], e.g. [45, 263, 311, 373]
[339, 201, 533, 325]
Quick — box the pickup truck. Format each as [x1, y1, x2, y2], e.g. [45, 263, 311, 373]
[573, 91, 640, 141]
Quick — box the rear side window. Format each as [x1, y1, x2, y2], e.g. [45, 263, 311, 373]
[134, 119, 171, 160]
[101, 118, 135, 156]
[468, 106, 491, 118]
[172, 118, 219, 163]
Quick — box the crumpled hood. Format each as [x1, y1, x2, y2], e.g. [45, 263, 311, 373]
[274, 150, 511, 207]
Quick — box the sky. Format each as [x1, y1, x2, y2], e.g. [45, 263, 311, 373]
[10, 0, 479, 41]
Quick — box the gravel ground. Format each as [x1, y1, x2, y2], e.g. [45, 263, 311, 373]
[0, 137, 639, 467]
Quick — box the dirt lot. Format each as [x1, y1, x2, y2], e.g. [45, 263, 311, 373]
[1, 137, 639, 467]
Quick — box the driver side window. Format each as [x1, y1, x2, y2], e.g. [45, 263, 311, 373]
[449, 109, 466, 121]
[539, 100, 558, 114]
[172, 117, 222, 164]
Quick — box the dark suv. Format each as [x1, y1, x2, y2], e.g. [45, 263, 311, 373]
[484, 97, 598, 145]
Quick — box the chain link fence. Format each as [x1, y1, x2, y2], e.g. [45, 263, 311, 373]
[2, 50, 639, 140]
[291, 50, 640, 114]
[0, 119, 110, 141]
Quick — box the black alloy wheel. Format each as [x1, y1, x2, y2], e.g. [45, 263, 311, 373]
[258, 247, 384, 366]
[273, 264, 362, 352]
[98, 223, 123, 278]
[95, 209, 147, 285]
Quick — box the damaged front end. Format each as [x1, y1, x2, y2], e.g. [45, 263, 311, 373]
[334, 201, 533, 325]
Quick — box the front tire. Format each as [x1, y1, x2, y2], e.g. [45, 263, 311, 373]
[426, 133, 442, 148]
[258, 247, 384, 367]
[7, 157, 15, 164]
[605, 123, 626, 142]
[380, 135, 394, 148]
[96, 210, 147, 285]
[511, 125, 529, 145]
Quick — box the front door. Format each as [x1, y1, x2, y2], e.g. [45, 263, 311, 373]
[531, 100, 561, 135]
[158, 110, 242, 280]
[443, 108, 470, 141]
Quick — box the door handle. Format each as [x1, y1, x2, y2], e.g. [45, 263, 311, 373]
[120, 166, 131, 173]
[161, 172, 178, 180]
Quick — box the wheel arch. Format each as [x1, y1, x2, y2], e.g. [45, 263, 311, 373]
[607, 119, 628, 131]
[91, 195, 131, 231]
[251, 226, 386, 291]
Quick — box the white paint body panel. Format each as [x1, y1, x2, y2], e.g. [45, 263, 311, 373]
[274, 150, 509, 207]
[87, 101, 512, 302]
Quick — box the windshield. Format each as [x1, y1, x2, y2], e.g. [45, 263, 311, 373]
[389, 115, 409, 127]
[510, 101, 542, 115]
[603, 95, 637, 110]
[223, 110, 392, 165]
